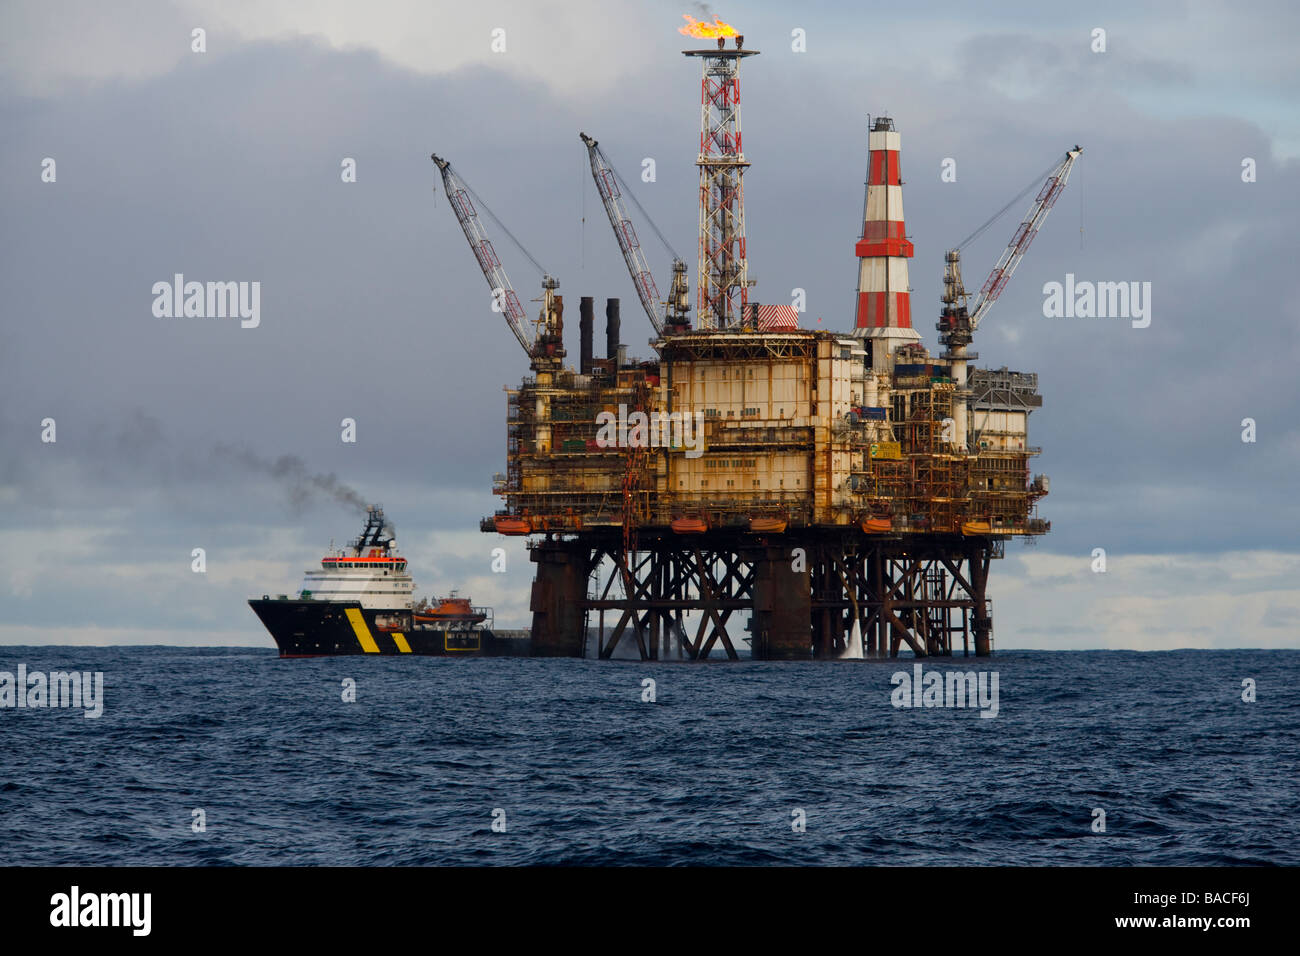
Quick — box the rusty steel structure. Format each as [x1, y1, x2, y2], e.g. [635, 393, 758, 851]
[435, 32, 1067, 660]
[530, 530, 1005, 661]
[501, 322, 1047, 660]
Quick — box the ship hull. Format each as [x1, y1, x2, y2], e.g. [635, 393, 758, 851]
[249, 599, 528, 657]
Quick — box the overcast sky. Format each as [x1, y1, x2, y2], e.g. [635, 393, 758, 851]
[1, 0, 1297, 649]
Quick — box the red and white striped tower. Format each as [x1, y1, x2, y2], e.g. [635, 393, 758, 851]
[853, 116, 921, 358]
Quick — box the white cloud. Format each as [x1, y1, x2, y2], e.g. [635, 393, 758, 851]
[995, 549, 1300, 649]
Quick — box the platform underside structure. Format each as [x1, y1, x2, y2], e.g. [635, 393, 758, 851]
[530, 530, 1002, 660]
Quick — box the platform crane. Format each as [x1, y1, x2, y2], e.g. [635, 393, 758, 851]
[431, 153, 565, 370]
[938, 146, 1082, 449]
[580, 133, 691, 336]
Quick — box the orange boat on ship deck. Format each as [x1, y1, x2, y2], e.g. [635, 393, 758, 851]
[962, 520, 993, 536]
[671, 517, 709, 534]
[493, 516, 531, 535]
[749, 517, 787, 533]
[861, 517, 892, 534]
[414, 594, 487, 625]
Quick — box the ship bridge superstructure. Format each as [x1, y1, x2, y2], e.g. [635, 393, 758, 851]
[299, 505, 417, 610]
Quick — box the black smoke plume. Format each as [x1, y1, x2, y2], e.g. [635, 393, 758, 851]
[215, 444, 369, 514]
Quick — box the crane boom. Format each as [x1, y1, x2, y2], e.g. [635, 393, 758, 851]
[431, 153, 533, 355]
[937, 145, 1080, 455]
[580, 134, 664, 335]
[968, 146, 1081, 331]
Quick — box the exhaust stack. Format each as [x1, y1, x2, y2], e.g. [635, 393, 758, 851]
[605, 298, 621, 365]
[579, 296, 594, 374]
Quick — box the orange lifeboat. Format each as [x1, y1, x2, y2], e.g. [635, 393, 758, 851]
[861, 516, 892, 534]
[961, 520, 993, 536]
[749, 516, 787, 534]
[671, 516, 709, 534]
[414, 594, 487, 625]
[494, 515, 531, 535]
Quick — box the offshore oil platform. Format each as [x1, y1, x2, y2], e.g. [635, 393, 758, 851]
[432, 17, 1078, 661]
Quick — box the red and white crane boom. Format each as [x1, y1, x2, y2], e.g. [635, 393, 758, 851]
[967, 146, 1082, 332]
[580, 134, 663, 336]
[431, 153, 549, 357]
[939, 146, 1082, 350]
[580, 133, 691, 335]
[937, 145, 1081, 453]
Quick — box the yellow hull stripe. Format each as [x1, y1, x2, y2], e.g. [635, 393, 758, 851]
[345, 608, 380, 653]
[392, 632, 412, 654]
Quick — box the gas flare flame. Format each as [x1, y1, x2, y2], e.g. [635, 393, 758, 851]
[679, 14, 739, 40]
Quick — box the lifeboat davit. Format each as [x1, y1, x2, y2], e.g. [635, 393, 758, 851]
[861, 517, 892, 534]
[671, 516, 709, 534]
[494, 515, 531, 535]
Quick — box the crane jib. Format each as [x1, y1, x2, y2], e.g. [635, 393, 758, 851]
[451, 189, 475, 220]
[965, 148, 1080, 332]
[582, 132, 673, 336]
[474, 240, 501, 271]
[432, 154, 541, 356]
[599, 169, 619, 199]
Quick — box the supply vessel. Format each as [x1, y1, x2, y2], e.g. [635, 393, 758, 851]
[248, 505, 528, 657]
